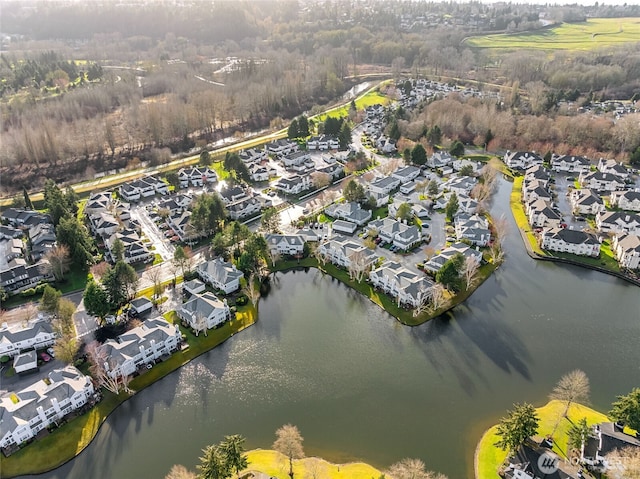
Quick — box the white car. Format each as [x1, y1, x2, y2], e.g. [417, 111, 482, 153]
[47, 347, 56, 358]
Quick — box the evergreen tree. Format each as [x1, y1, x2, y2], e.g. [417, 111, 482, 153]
[445, 193, 459, 221]
[44, 179, 68, 226]
[287, 118, 299, 139]
[40, 285, 62, 314]
[494, 403, 539, 454]
[388, 119, 401, 141]
[449, 140, 465, 157]
[343, 179, 366, 203]
[83, 280, 110, 320]
[411, 144, 427, 166]
[426, 125, 442, 146]
[436, 253, 464, 292]
[610, 388, 640, 431]
[56, 215, 94, 268]
[297, 115, 309, 137]
[23, 186, 33, 210]
[338, 122, 352, 149]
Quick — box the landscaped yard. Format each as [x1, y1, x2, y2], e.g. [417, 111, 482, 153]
[241, 449, 382, 479]
[509, 176, 546, 256]
[475, 400, 609, 479]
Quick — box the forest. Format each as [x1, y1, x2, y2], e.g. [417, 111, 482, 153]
[1, 0, 639, 194]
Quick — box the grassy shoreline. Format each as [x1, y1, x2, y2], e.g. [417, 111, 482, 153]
[474, 400, 609, 479]
[0, 304, 257, 479]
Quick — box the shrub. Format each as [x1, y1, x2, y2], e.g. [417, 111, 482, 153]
[21, 288, 36, 297]
[0, 355, 10, 364]
[235, 295, 248, 306]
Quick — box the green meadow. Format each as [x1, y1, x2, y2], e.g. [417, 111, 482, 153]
[465, 17, 640, 51]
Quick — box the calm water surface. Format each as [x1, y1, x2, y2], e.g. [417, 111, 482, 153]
[31, 179, 639, 479]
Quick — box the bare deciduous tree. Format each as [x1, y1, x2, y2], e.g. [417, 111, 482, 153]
[192, 312, 208, 337]
[386, 458, 448, 479]
[86, 340, 131, 395]
[429, 283, 447, 312]
[244, 273, 261, 307]
[347, 249, 370, 282]
[605, 446, 640, 479]
[42, 244, 71, 281]
[164, 464, 196, 479]
[412, 284, 432, 318]
[147, 266, 163, 301]
[304, 458, 328, 479]
[310, 171, 331, 190]
[462, 256, 480, 291]
[273, 424, 305, 479]
[550, 369, 590, 418]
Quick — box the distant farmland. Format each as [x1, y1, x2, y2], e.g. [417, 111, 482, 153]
[464, 18, 640, 51]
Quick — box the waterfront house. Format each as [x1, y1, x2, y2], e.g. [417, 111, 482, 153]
[100, 317, 181, 378]
[0, 366, 95, 449]
[611, 233, 640, 270]
[503, 150, 543, 170]
[368, 217, 422, 251]
[581, 422, 640, 472]
[369, 261, 434, 308]
[540, 227, 601, 257]
[423, 242, 482, 274]
[196, 258, 243, 294]
[177, 292, 231, 331]
[526, 199, 563, 228]
[454, 213, 491, 247]
[317, 236, 377, 269]
[609, 190, 640, 212]
[443, 176, 477, 197]
[264, 234, 306, 256]
[524, 164, 550, 183]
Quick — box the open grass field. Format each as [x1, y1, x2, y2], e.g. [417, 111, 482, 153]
[465, 18, 640, 51]
[242, 449, 383, 479]
[475, 400, 609, 479]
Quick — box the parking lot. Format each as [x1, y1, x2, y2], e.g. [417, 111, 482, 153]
[130, 204, 175, 261]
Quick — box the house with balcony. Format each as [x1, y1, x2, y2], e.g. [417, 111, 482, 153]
[392, 166, 421, 184]
[551, 154, 591, 173]
[609, 190, 640, 212]
[596, 211, 640, 235]
[325, 202, 372, 226]
[503, 151, 543, 170]
[264, 234, 306, 256]
[526, 199, 563, 228]
[178, 166, 217, 188]
[569, 189, 605, 216]
[368, 217, 422, 251]
[369, 261, 434, 308]
[611, 233, 640, 270]
[578, 171, 626, 192]
[273, 175, 312, 195]
[0, 366, 95, 449]
[239, 147, 267, 165]
[177, 292, 231, 331]
[427, 151, 455, 169]
[105, 230, 153, 264]
[196, 258, 243, 294]
[226, 195, 266, 220]
[307, 135, 339, 150]
[0, 263, 54, 295]
[541, 227, 601, 257]
[0, 319, 57, 358]
[280, 151, 311, 168]
[522, 180, 552, 204]
[454, 213, 491, 247]
[266, 139, 299, 156]
[597, 158, 629, 179]
[99, 317, 181, 378]
[423, 242, 482, 274]
[316, 236, 377, 269]
[580, 422, 640, 473]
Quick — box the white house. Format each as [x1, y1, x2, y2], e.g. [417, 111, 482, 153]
[611, 233, 640, 270]
[454, 213, 491, 247]
[609, 190, 640, 212]
[596, 211, 640, 235]
[368, 217, 422, 251]
[177, 292, 231, 331]
[226, 196, 264, 220]
[197, 258, 243, 294]
[522, 180, 552, 203]
[597, 158, 629, 178]
[428, 151, 455, 169]
[281, 151, 311, 168]
[266, 139, 299, 156]
[264, 234, 306, 256]
[569, 189, 605, 216]
[369, 261, 434, 308]
[0, 319, 57, 358]
[239, 147, 267, 165]
[503, 151, 543, 170]
[100, 317, 182, 378]
[325, 202, 372, 226]
[317, 236, 377, 269]
[13, 350, 38, 374]
[178, 166, 217, 188]
[424, 242, 482, 274]
[551, 154, 591, 173]
[578, 171, 626, 192]
[526, 199, 563, 228]
[274, 175, 312, 195]
[0, 366, 94, 449]
[540, 227, 601, 257]
[392, 166, 421, 184]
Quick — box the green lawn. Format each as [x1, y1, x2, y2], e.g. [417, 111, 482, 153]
[476, 400, 609, 479]
[314, 85, 391, 123]
[0, 304, 257, 478]
[509, 176, 546, 256]
[465, 18, 640, 51]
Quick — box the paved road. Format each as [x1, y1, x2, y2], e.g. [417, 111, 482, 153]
[131, 204, 175, 261]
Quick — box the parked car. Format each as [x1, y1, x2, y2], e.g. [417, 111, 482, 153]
[575, 216, 586, 222]
[40, 352, 51, 362]
[47, 347, 56, 357]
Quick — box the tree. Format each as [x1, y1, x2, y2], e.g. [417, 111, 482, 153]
[631, 146, 640, 167]
[40, 285, 61, 314]
[297, 115, 309, 137]
[338, 122, 352, 149]
[200, 150, 211, 166]
[23, 186, 33, 210]
[219, 435, 248, 479]
[56, 215, 95, 269]
[347, 249, 370, 282]
[111, 238, 125, 263]
[427, 125, 442, 146]
[53, 336, 80, 365]
[445, 193, 459, 221]
[396, 203, 413, 222]
[494, 403, 539, 454]
[310, 171, 331, 190]
[549, 370, 590, 420]
[610, 388, 640, 431]
[273, 424, 305, 479]
[449, 140, 465, 158]
[148, 266, 164, 301]
[43, 179, 68, 226]
[386, 458, 447, 479]
[343, 179, 366, 203]
[435, 253, 463, 292]
[462, 256, 480, 291]
[86, 340, 131, 394]
[197, 445, 230, 479]
[427, 180, 439, 196]
[243, 273, 261, 307]
[429, 283, 447, 312]
[489, 215, 508, 264]
[287, 119, 299, 139]
[411, 144, 427, 166]
[165, 465, 196, 479]
[42, 244, 72, 281]
[191, 193, 227, 237]
[173, 246, 193, 279]
[388, 120, 401, 141]
[52, 297, 80, 364]
[605, 446, 640, 479]
[103, 261, 138, 309]
[83, 279, 110, 321]
[459, 164, 474, 177]
[567, 417, 592, 452]
[261, 207, 281, 233]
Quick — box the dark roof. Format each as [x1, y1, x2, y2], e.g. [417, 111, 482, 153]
[509, 444, 575, 479]
[597, 422, 640, 456]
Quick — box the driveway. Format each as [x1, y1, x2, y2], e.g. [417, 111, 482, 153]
[130, 204, 175, 261]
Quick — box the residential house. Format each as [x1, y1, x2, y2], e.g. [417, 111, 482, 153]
[264, 234, 306, 256]
[182, 279, 206, 297]
[196, 258, 243, 294]
[249, 164, 275, 182]
[541, 227, 601, 257]
[578, 171, 626, 192]
[368, 217, 422, 250]
[266, 139, 299, 156]
[0, 319, 57, 358]
[105, 230, 153, 264]
[457, 195, 479, 214]
[325, 202, 372, 226]
[443, 176, 477, 197]
[423, 242, 482, 274]
[427, 151, 455, 169]
[1, 209, 51, 229]
[596, 211, 640, 235]
[503, 151, 544, 170]
[129, 297, 153, 317]
[317, 235, 377, 269]
[522, 180, 552, 203]
[84, 192, 113, 216]
[280, 151, 311, 168]
[551, 154, 591, 173]
[504, 445, 575, 479]
[392, 166, 421, 184]
[13, 350, 38, 374]
[369, 261, 434, 308]
[0, 366, 94, 449]
[219, 186, 248, 205]
[369, 176, 401, 197]
[332, 220, 358, 235]
[177, 292, 231, 331]
[454, 213, 491, 246]
[88, 211, 119, 238]
[0, 225, 23, 241]
[376, 135, 397, 154]
[167, 211, 200, 243]
[597, 158, 629, 178]
[609, 190, 640, 212]
[119, 183, 141, 202]
[178, 166, 217, 188]
[307, 135, 339, 150]
[611, 233, 640, 270]
[119, 177, 168, 202]
[239, 147, 267, 165]
[0, 263, 54, 295]
[569, 189, 605, 216]
[452, 158, 482, 173]
[27, 223, 56, 261]
[99, 317, 182, 378]
[526, 199, 563, 228]
[226, 196, 264, 220]
[581, 422, 640, 472]
[316, 162, 344, 180]
[274, 175, 312, 195]
[524, 164, 550, 183]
